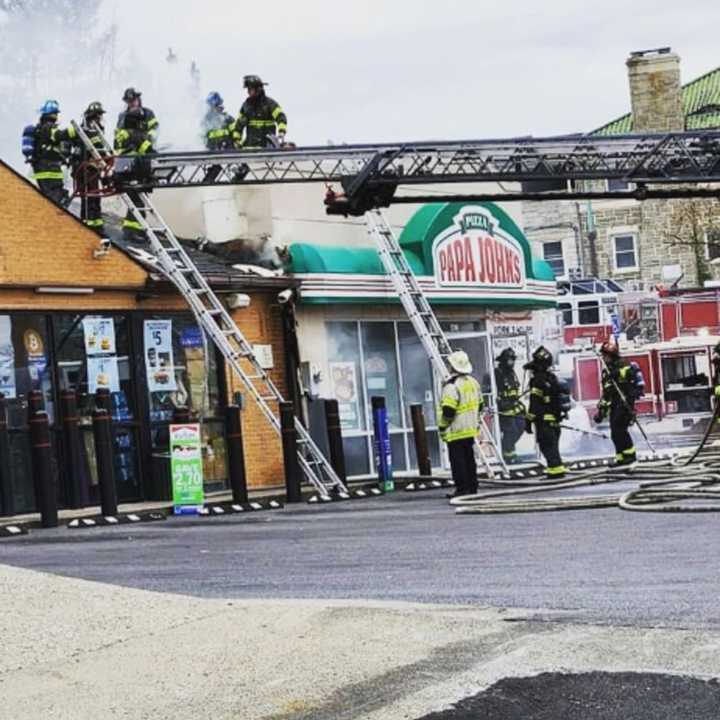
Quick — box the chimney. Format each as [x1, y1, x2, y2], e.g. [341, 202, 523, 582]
[626, 47, 684, 132]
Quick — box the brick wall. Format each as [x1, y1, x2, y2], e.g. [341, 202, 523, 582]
[0, 162, 288, 491]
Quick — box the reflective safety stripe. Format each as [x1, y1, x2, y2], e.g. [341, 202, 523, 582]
[615, 453, 623, 461]
[277, 122, 288, 133]
[545, 465, 567, 476]
[138, 140, 153, 154]
[147, 118, 159, 129]
[208, 128, 230, 139]
[623, 447, 636, 456]
[502, 389, 519, 397]
[248, 119, 277, 127]
[84, 219, 104, 227]
[530, 387, 544, 397]
[33, 171, 64, 180]
[271, 106, 284, 119]
[122, 219, 144, 230]
[444, 428, 478, 442]
[542, 414, 557, 423]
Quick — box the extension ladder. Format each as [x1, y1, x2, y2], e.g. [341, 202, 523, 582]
[72, 122, 347, 499]
[365, 208, 508, 477]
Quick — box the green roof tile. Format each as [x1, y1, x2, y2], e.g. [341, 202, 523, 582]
[592, 66, 720, 135]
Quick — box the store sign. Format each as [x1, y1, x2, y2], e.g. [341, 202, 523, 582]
[83, 317, 116, 356]
[88, 356, 120, 394]
[170, 423, 204, 513]
[144, 320, 178, 393]
[432, 206, 526, 289]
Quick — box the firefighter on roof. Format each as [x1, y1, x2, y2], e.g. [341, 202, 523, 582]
[494, 348, 526, 464]
[76, 101, 108, 235]
[27, 100, 77, 206]
[231, 75, 287, 149]
[593, 340, 642, 466]
[202, 91, 235, 151]
[524, 346, 570, 478]
[114, 88, 159, 241]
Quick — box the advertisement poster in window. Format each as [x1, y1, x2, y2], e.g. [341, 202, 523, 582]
[330, 361, 360, 431]
[144, 320, 178, 393]
[0, 316, 16, 399]
[82, 317, 116, 356]
[170, 423, 204, 512]
[87, 355, 120, 394]
[23, 328, 47, 387]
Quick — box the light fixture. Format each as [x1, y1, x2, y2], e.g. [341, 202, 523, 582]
[35, 287, 95, 295]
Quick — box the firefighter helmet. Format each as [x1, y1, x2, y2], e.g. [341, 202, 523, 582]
[39, 99, 60, 116]
[122, 87, 142, 103]
[600, 339, 620, 357]
[206, 91, 223, 108]
[85, 101, 105, 117]
[243, 74, 266, 90]
[448, 350, 473, 375]
[525, 345, 553, 370]
[497, 348, 517, 364]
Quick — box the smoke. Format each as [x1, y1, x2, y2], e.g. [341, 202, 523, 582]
[0, 0, 208, 175]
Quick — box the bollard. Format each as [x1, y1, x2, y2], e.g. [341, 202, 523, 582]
[92, 408, 117, 517]
[280, 401, 302, 503]
[61, 389, 85, 508]
[0, 394, 13, 516]
[371, 396, 394, 491]
[410, 404, 432, 478]
[225, 405, 248, 504]
[29, 407, 58, 528]
[324, 399, 347, 484]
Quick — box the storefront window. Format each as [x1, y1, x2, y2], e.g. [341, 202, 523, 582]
[327, 322, 366, 432]
[361, 322, 402, 429]
[53, 314, 140, 502]
[145, 317, 226, 491]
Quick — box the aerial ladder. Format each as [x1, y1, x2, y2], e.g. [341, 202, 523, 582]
[72, 122, 349, 500]
[73, 128, 720, 482]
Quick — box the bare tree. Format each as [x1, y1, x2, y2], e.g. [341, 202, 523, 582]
[662, 199, 720, 285]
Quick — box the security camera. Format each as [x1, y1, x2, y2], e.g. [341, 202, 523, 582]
[226, 293, 251, 310]
[93, 237, 111, 258]
[277, 288, 294, 305]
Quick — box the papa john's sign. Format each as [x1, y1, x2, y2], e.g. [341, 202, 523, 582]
[431, 206, 526, 290]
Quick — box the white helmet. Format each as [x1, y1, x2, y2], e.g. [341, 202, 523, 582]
[448, 350, 472, 375]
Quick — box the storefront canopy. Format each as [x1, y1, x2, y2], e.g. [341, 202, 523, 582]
[288, 202, 557, 308]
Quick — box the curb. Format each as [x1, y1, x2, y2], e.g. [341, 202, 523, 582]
[199, 499, 283, 515]
[67, 511, 167, 529]
[307, 487, 384, 504]
[0, 524, 28, 538]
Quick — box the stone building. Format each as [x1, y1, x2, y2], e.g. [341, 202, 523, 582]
[524, 48, 720, 289]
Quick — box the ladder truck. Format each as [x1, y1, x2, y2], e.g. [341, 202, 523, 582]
[73, 127, 720, 491]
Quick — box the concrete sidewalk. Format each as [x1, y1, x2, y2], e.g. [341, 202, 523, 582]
[1, 564, 719, 720]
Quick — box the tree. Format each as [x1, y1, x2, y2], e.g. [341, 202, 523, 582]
[662, 198, 720, 286]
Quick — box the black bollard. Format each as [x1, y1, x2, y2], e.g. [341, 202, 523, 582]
[0, 394, 13, 516]
[61, 390, 85, 508]
[410, 404, 433, 478]
[225, 405, 248, 504]
[92, 408, 117, 517]
[29, 407, 57, 528]
[280, 401, 302, 503]
[324, 399, 347, 484]
[28, 388, 44, 414]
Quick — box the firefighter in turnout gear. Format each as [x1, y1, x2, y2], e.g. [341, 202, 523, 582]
[76, 101, 108, 234]
[231, 75, 287, 149]
[114, 88, 159, 241]
[30, 100, 77, 206]
[594, 340, 641, 466]
[712, 342, 720, 403]
[202, 92, 235, 150]
[524, 346, 568, 478]
[438, 351, 484, 496]
[494, 348, 526, 464]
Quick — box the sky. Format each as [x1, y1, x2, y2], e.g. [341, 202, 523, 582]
[2, 0, 720, 166]
[102, 0, 720, 144]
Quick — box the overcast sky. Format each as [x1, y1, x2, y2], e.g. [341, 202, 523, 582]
[101, 0, 720, 145]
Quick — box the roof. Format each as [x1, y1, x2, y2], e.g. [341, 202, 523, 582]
[106, 219, 296, 291]
[593, 66, 720, 136]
